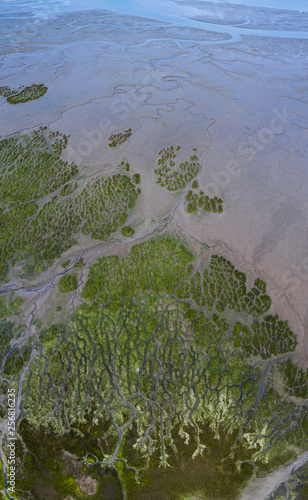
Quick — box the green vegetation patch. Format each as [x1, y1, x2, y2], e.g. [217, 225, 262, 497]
[0, 85, 22, 98]
[121, 226, 134, 237]
[186, 190, 224, 214]
[132, 173, 140, 185]
[14, 236, 305, 499]
[0, 294, 24, 319]
[154, 146, 200, 190]
[15, 420, 116, 500]
[74, 258, 85, 269]
[0, 128, 140, 281]
[60, 181, 78, 196]
[0, 83, 48, 104]
[58, 273, 78, 293]
[278, 358, 308, 399]
[109, 129, 132, 148]
[202, 254, 273, 319]
[118, 161, 130, 171]
[0, 325, 31, 388]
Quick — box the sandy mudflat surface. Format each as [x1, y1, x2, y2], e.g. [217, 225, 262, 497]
[0, 2, 308, 497]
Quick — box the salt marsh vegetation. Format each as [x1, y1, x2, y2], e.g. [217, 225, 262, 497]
[186, 190, 224, 214]
[121, 225, 135, 237]
[4, 237, 305, 500]
[0, 84, 47, 104]
[0, 128, 140, 281]
[155, 146, 200, 190]
[58, 273, 78, 293]
[109, 129, 132, 148]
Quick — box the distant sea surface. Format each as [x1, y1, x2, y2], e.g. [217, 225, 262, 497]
[56, 0, 308, 41]
[197, 0, 308, 10]
[1, 0, 308, 45]
[66, 0, 308, 13]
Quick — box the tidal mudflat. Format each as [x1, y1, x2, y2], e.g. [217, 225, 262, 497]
[0, 1, 307, 499]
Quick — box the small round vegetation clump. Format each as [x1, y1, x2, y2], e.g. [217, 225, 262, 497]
[56, 306, 62, 312]
[74, 258, 85, 269]
[58, 274, 78, 293]
[132, 173, 140, 184]
[192, 180, 198, 189]
[187, 203, 197, 213]
[121, 226, 134, 237]
[61, 260, 70, 269]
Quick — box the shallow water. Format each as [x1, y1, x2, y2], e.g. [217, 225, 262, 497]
[205, 0, 308, 9]
[63, 0, 308, 14]
[2, 0, 308, 43]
